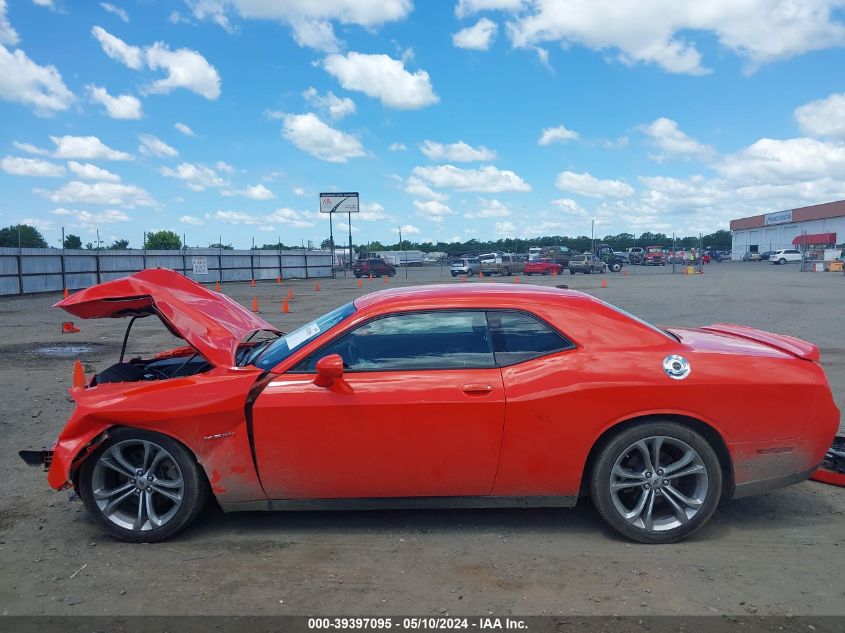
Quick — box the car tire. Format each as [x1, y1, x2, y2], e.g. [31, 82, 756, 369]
[590, 421, 722, 544]
[503, 267, 510, 276]
[466, 271, 473, 278]
[78, 427, 209, 543]
[778, 258, 786, 265]
[569, 269, 575, 275]
[610, 263, 622, 273]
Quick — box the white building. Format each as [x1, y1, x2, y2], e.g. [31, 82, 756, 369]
[730, 200, 845, 258]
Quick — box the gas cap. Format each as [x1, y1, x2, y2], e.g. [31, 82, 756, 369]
[663, 355, 691, 380]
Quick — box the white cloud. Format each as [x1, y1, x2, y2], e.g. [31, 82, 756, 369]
[174, 122, 196, 137]
[91, 26, 221, 99]
[389, 142, 407, 151]
[215, 160, 235, 174]
[405, 176, 449, 201]
[0, 45, 74, 115]
[179, 214, 204, 225]
[100, 2, 129, 22]
[267, 207, 315, 228]
[506, 1, 845, 75]
[392, 223, 420, 234]
[715, 137, 845, 184]
[213, 207, 315, 229]
[453, 18, 498, 50]
[795, 93, 845, 139]
[539, 124, 579, 145]
[223, 184, 275, 200]
[138, 134, 178, 157]
[413, 199, 454, 219]
[1, 155, 65, 177]
[13, 141, 49, 155]
[323, 52, 438, 110]
[465, 198, 511, 219]
[0, 0, 19, 45]
[91, 25, 143, 69]
[555, 171, 634, 198]
[303, 86, 356, 120]
[186, 0, 413, 53]
[51, 135, 133, 161]
[456, 0, 523, 19]
[552, 197, 587, 216]
[159, 162, 228, 191]
[640, 117, 713, 161]
[292, 186, 306, 196]
[281, 112, 365, 163]
[413, 164, 531, 192]
[420, 140, 496, 162]
[38, 181, 155, 207]
[31, 0, 55, 7]
[67, 161, 121, 182]
[144, 42, 221, 99]
[50, 208, 131, 230]
[87, 84, 143, 119]
[358, 201, 390, 221]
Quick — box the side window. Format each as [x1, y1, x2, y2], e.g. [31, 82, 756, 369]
[293, 311, 494, 372]
[487, 311, 574, 365]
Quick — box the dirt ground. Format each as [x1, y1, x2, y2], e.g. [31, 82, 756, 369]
[0, 262, 843, 616]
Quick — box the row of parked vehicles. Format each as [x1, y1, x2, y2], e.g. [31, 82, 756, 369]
[450, 248, 623, 277]
[741, 249, 803, 264]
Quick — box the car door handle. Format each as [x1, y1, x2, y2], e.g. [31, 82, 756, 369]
[462, 384, 494, 394]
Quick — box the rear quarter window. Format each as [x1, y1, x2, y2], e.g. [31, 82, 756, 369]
[487, 311, 574, 365]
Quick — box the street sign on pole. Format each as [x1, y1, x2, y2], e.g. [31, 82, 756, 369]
[320, 192, 359, 214]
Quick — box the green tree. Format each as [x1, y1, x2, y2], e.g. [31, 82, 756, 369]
[0, 224, 48, 248]
[108, 239, 129, 250]
[63, 234, 82, 249]
[320, 238, 334, 250]
[209, 242, 234, 250]
[144, 230, 182, 250]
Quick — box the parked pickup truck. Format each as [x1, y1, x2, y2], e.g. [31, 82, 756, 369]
[644, 245, 667, 266]
[480, 253, 524, 276]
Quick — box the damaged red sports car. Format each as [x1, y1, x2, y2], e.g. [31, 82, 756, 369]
[21, 269, 839, 544]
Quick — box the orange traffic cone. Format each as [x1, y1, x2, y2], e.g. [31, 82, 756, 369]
[601, 278, 608, 288]
[368, 273, 373, 281]
[460, 275, 468, 282]
[276, 276, 281, 284]
[63, 287, 69, 299]
[314, 281, 321, 291]
[215, 281, 221, 292]
[383, 275, 388, 284]
[287, 288, 293, 300]
[61, 321, 79, 334]
[623, 269, 629, 277]
[250, 279, 256, 287]
[479, 269, 484, 278]
[251, 297, 260, 313]
[552, 268, 558, 276]
[282, 298, 289, 313]
[513, 276, 519, 284]
[72, 360, 86, 389]
[356, 279, 363, 288]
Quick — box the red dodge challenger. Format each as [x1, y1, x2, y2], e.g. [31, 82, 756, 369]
[523, 258, 563, 276]
[21, 269, 839, 544]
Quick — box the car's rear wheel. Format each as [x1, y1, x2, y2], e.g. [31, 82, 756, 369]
[590, 422, 722, 544]
[569, 269, 575, 275]
[79, 428, 208, 543]
[778, 258, 786, 265]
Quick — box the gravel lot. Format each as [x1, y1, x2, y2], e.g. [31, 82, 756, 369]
[1, 261, 843, 616]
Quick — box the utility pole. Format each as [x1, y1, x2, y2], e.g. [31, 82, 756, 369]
[591, 219, 595, 254]
[399, 225, 408, 278]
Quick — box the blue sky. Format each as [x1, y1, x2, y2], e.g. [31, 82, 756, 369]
[2, 0, 845, 248]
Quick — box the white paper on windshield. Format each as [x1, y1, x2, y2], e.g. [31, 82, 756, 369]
[285, 322, 321, 350]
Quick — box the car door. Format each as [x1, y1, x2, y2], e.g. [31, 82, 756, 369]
[251, 310, 506, 500]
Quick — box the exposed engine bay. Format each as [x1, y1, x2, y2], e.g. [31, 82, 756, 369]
[92, 354, 213, 385]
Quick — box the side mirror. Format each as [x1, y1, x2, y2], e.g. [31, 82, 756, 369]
[314, 354, 344, 387]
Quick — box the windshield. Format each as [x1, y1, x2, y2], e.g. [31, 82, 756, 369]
[253, 302, 356, 370]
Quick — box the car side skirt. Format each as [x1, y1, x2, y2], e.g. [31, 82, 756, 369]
[731, 464, 818, 499]
[219, 495, 578, 513]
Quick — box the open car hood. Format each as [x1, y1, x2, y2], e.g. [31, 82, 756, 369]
[54, 269, 280, 367]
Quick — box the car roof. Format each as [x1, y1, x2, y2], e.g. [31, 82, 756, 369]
[354, 283, 595, 312]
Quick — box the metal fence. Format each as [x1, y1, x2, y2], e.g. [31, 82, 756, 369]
[0, 247, 333, 296]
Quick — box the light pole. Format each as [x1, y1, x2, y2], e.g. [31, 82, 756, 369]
[399, 225, 408, 278]
[591, 219, 595, 254]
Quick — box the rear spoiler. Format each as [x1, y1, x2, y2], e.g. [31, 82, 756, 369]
[700, 323, 820, 362]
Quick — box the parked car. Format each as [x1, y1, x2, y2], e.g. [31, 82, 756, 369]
[22, 269, 839, 544]
[568, 253, 607, 274]
[450, 257, 482, 277]
[742, 252, 762, 262]
[757, 251, 774, 261]
[524, 258, 563, 276]
[481, 253, 525, 276]
[353, 258, 396, 278]
[628, 247, 645, 265]
[770, 249, 803, 265]
[644, 246, 667, 266]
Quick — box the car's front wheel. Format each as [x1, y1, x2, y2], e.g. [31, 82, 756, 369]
[610, 262, 622, 273]
[778, 258, 786, 265]
[79, 428, 209, 543]
[590, 421, 722, 544]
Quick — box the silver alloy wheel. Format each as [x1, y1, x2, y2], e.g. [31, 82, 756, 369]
[91, 439, 184, 532]
[609, 435, 709, 532]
